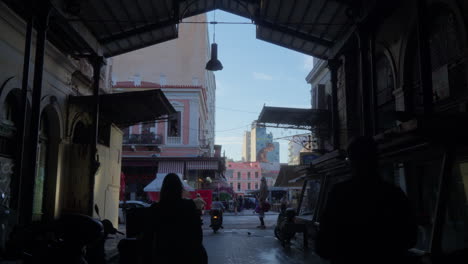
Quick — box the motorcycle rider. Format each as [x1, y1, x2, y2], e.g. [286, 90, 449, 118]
[210, 197, 225, 228]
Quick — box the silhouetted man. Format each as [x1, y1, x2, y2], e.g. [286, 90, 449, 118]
[316, 136, 417, 264]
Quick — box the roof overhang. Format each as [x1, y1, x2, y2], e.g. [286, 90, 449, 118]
[257, 106, 329, 130]
[69, 89, 175, 126]
[4, 0, 361, 59]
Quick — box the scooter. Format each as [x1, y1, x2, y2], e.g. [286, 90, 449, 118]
[209, 209, 223, 233]
[274, 208, 297, 247]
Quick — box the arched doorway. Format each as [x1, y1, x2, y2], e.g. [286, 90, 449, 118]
[31, 105, 61, 221]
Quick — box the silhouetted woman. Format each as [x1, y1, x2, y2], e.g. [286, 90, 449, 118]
[143, 173, 207, 264]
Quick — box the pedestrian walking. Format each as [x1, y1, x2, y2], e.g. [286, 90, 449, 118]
[193, 193, 207, 216]
[315, 136, 417, 264]
[233, 197, 239, 215]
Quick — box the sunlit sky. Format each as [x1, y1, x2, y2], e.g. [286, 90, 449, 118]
[205, 11, 314, 163]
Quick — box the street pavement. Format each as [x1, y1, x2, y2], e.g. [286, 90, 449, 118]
[202, 210, 327, 264]
[107, 210, 328, 264]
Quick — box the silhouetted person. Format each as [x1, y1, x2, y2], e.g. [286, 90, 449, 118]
[315, 136, 417, 264]
[141, 173, 207, 264]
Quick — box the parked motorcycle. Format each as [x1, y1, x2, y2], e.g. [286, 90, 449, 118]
[4, 205, 120, 264]
[274, 208, 297, 247]
[209, 209, 223, 233]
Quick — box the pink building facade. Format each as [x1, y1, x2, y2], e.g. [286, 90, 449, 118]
[226, 162, 263, 195]
[115, 81, 211, 158]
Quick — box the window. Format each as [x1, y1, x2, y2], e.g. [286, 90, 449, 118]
[255, 183, 259, 189]
[237, 172, 241, 179]
[255, 172, 259, 178]
[429, 9, 464, 102]
[247, 172, 251, 179]
[375, 53, 395, 132]
[168, 112, 181, 137]
[248, 183, 251, 190]
[237, 183, 241, 191]
[230, 182, 233, 188]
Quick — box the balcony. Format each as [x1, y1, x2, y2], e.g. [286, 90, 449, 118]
[166, 136, 182, 145]
[123, 133, 162, 145]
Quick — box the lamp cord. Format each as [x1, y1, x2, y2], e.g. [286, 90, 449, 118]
[213, 10, 216, 42]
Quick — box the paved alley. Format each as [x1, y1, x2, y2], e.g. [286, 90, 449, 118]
[201, 211, 326, 264]
[107, 210, 327, 264]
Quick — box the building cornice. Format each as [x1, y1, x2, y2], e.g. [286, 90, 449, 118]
[305, 59, 327, 84]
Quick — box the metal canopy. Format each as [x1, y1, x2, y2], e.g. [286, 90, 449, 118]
[257, 106, 329, 130]
[69, 89, 175, 126]
[4, 0, 353, 59]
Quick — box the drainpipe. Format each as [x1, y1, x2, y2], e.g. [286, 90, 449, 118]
[20, 2, 51, 224]
[15, 2, 33, 215]
[88, 56, 104, 216]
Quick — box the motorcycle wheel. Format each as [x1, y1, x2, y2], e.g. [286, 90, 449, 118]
[274, 227, 280, 240]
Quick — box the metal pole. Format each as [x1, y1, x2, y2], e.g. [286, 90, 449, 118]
[21, 2, 51, 224]
[357, 24, 372, 136]
[416, 0, 434, 115]
[88, 56, 103, 216]
[430, 145, 454, 255]
[328, 59, 340, 150]
[15, 4, 33, 214]
[369, 32, 377, 135]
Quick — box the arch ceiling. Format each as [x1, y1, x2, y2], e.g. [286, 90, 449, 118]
[5, 0, 357, 59]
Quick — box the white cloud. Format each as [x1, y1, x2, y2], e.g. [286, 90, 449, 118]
[303, 56, 314, 70]
[252, 72, 273, 81]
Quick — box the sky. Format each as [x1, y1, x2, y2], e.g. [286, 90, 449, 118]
[204, 11, 314, 163]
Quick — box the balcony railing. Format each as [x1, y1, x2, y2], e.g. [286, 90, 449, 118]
[166, 136, 182, 145]
[123, 133, 162, 145]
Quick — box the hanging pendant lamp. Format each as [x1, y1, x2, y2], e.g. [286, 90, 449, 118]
[206, 43, 223, 71]
[205, 9, 223, 71]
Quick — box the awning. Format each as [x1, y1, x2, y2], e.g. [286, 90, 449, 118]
[186, 161, 219, 170]
[143, 173, 194, 192]
[158, 161, 185, 174]
[257, 106, 329, 130]
[69, 89, 175, 126]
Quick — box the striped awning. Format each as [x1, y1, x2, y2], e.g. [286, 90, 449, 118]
[186, 161, 219, 171]
[158, 161, 184, 174]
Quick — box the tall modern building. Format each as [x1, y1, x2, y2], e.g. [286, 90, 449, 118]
[249, 122, 279, 163]
[242, 131, 251, 162]
[241, 122, 280, 185]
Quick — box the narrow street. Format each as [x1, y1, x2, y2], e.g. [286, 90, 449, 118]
[108, 210, 326, 264]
